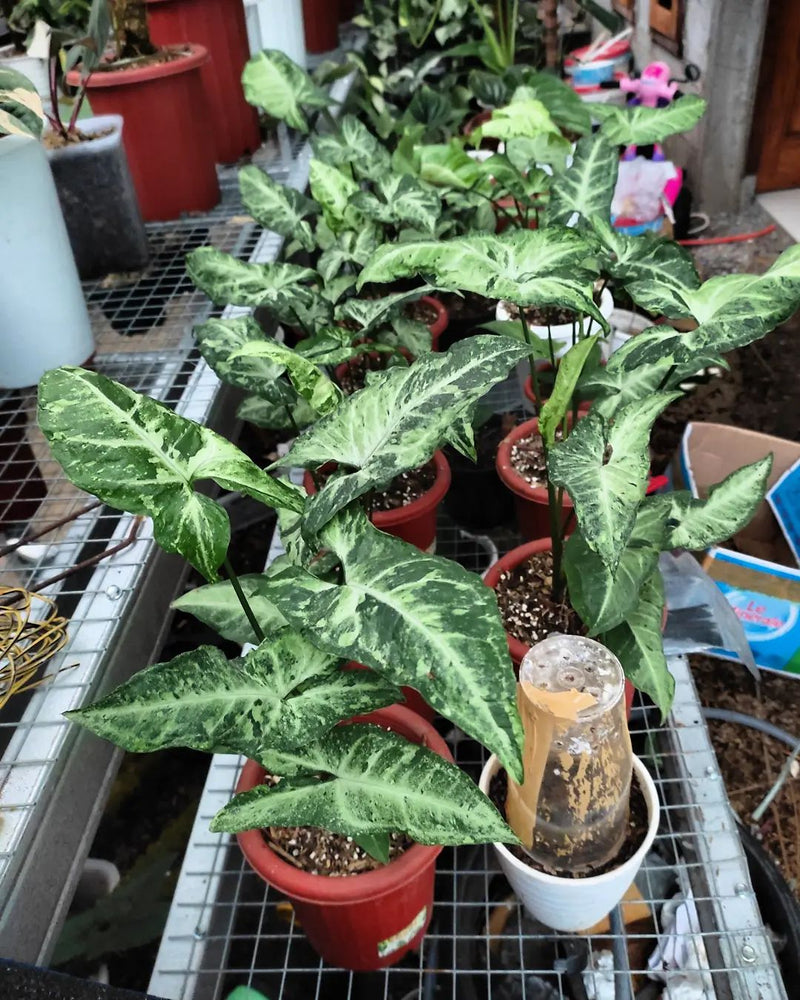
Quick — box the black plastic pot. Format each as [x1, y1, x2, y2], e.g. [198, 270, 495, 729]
[443, 415, 514, 530]
[46, 115, 149, 280]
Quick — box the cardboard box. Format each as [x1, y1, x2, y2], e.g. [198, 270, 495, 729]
[678, 423, 800, 674]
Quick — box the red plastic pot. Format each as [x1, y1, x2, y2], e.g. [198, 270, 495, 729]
[421, 295, 448, 348]
[68, 46, 220, 221]
[523, 375, 593, 414]
[345, 662, 435, 721]
[304, 450, 451, 551]
[339, 0, 357, 19]
[484, 539, 636, 715]
[145, 0, 261, 164]
[302, 0, 340, 53]
[496, 417, 573, 541]
[236, 704, 449, 969]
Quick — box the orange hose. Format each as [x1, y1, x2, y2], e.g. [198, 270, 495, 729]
[678, 224, 777, 246]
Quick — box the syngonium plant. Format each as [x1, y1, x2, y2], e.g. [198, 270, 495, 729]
[38, 335, 537, 859]
[358, 120, 800, 714]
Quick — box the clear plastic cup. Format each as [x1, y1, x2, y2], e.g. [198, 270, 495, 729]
[506, 634, 632, 875]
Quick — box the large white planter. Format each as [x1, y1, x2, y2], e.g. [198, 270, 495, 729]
[497, 287, 615, 408]
[0, 134, 94, 389]
[607, 307, 651, 356]
[0, 44, 49, 99]
[479, 753, 659, 932]
[243, 0, 306, 65]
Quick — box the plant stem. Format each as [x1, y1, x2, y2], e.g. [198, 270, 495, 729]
[283, 402, 301, 438]
[223, 556, 265, 644]
[546, 322, 556, 369]
[519, 312, 541, 407]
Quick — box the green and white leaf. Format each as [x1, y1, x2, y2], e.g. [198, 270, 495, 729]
[281, 337, 529, 534]
[350, 174, 441, 233]
[0, 65, 44, 138]
[416, 140, 483, 189]
[239, 165, 318, 251]
[334, 287, 431, 336]
[66, 632, 400, 758]
[317, 225, 380, 282]
[593, 94, 706, 147]
[38, 368, 302, 580]
[311, 114, 392, 181]
[359, 229, 605, 324]
[545, 134, 619, 227]
[380, 317, 432, 354]
[309, 159, 363, 234]
[602, 571, 674, 719]
[211, 723, 516, 844]
[172, 574, 289, 643]
[510, 74, 591, 136]
[547, 394, 681, 572]
[237, 389, 316, 430]
[186, 247, 316, 310]
[473, 98, 560, 142]
[264, 507, 524, 782]
[242, 49, 333, 131]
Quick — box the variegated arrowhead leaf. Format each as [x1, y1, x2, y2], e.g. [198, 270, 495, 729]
[593, 94, 706, 146]
[66, 632, 400, 759]
[381, 317, 432, 355]
[312, 114, 392, 181]
[359, 229, 605, 324]
[211, 723, 517, 845]
[333, 287, 432, 336]
[194, 316, 285, 395]
[241, 49, 333, 131]
[545, 134, 619, 227]
[473, 98, 560, 142]
[237, 388, 316, 430]
[173, 573, 288, 644]
[281, 336, 529, 535]
[350, 174, 441, 233]
[547, 394, 681, 572]
[661, 456, 773, 551]
[0, 66, 45, 138]
[591, 217, 700, 317]
[317, 225, 380, 282]
[309, 159, 363, 234]
[38, 367, 302, 580]
[238, 165, 318, 251]
[510, 73, 591, 136]
[196, 318, 340, 415]
[602, 570, 674, 719]
[264, 506, 524, 781]
[186, 247, 317, 311]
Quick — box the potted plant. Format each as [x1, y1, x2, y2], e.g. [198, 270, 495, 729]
[0, 64, 94, 388]
[144, 0, 260, 163]
[38, 335, 531, 968]
[65, 0, 220, 220]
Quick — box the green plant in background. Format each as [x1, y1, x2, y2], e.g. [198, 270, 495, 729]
[39, 333, 534, 858]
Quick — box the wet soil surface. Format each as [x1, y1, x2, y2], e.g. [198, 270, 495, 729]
[337, 352, 409, 394]
[509, 430, 562, 488]
[405, 299, 438, 326]
[494, 551, 582, 647]
[489, 768, 648, 878]
[265, 822, 411, 877]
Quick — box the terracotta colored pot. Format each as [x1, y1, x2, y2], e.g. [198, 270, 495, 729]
[67, 46, 220, 221]
[523, 376, 594, 414]
[345, 662, 434, 721]
[235, 704, 449, 969]
[496, 417, 572, 541]
[304, 450, 451, 551]
[483, 538, 636, 715]
[145, 0, 261, 163]
[301, 0, 339, 52]
[421, 294, 448, 348]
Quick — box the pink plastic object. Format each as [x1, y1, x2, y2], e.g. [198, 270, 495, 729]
[619, 61, 679, 108]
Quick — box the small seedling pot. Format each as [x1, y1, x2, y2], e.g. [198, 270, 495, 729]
[236, 704, 449, 970]
[478, 753, 659, 932]
[495, 417, 571, 541]
[303, 450, 451, 552]
[46, 115, 150, 280]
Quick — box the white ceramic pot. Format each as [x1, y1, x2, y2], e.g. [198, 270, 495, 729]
[0, 44, 49, 99]
[0, 133, 94, 389]
[497, 287, 615, 409]
[479, 753, 659, 932]
[243, 0, 306, 65]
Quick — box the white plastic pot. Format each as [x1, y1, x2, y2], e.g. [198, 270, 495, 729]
[497, 287, 615, 408]
[479, 753, 659, 932]
[607, 307, 651, 356]
[0, 44, 49, 99]
[243, 0, 306, 65]
[0, 133, 94, 389]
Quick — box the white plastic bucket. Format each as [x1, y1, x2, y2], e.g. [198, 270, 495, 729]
[243, 0, 306, 66]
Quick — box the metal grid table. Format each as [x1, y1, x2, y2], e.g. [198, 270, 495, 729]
[0, 65, 355, 961]
[150, 396, 787, 999]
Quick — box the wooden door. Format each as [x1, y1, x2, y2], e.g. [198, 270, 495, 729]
[751, 0, 800, 191]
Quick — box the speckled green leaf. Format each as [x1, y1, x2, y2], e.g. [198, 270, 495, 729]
[350, 174, 441, 233]
[545, 134, 619, 227]
[242, 49, 333, 132]
[309, 159, 362, 234]
[211, 723, 517, 845]
[474, 98, 560, 142]
[0, 66, 44, 138]
[38, 368, 302, 580]
[239, 165, 318, 251]
[66, 632, 399, 759]
[547, 394, 681, 573]
[264, 506, 524, 782]
[237, 391, 316, 430]
[186, 247, 316, 311]
[281, 336, 529, 535]
[311, 114, 392, 181]
[511, 73, 591, 135]
[333, 287, 432, 336]
[173, 574, 288, 644]
[317, 225, 380, 282]
[359, 229, 604, 323]
[603, 571, 674, 719]
[593, 95, 706, 146]
[381, 317, 432, 354]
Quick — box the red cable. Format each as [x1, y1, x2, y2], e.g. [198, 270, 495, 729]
[678, 224, 776, 246]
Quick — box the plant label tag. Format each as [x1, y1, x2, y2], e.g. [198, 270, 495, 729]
[377, 906, 426, 959]
[767, 458, 800, 568]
